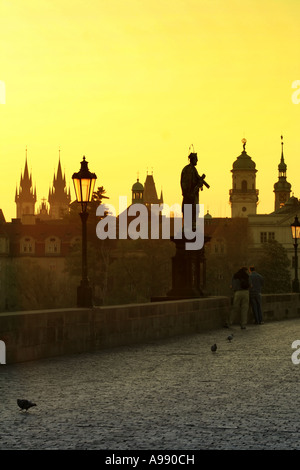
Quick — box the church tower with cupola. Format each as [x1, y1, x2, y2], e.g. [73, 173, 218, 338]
[229, 138, 259, 218]
[131, 176, 144, 204]
[15, 149, 37, 218]
[131, 171, 163, 208]
[273, 136, 291, 211]
[48, 151, 71, 219]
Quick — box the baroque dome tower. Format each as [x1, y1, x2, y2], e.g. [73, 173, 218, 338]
[229, 138, 259, 217]
[131, 177, 144, 204]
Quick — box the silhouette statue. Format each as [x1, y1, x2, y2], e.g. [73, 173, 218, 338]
[152, 149, 211, 300]
[180, 152, 209, 231]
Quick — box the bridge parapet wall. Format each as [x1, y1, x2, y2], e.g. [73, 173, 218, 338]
[0, 293, 299, 364]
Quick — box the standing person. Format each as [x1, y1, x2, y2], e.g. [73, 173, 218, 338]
[249, 266, 264, 324]
[226, 266, 250, 329]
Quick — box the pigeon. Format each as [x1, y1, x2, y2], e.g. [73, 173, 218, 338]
[17, 399, 37, 411]
[211, 343, 217, 352]
[227, 334, 234, 342]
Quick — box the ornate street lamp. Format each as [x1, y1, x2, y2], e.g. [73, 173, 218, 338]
[290, 215, 300, 293]
[72, 156, 97, 307]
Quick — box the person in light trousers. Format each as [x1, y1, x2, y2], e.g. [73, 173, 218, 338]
[227, 266, 250, 329]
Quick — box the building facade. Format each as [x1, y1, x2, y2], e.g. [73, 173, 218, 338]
[1, 140, 299, 310]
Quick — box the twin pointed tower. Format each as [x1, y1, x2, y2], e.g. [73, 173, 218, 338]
[15, 149, 71, 220]
[15, 149, 37, 218]
[48, 150, 71, 218]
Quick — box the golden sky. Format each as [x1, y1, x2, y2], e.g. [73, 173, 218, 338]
[1, 0, 300, 221]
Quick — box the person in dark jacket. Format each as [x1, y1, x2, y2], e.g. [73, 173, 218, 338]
[226, 266, 250, 329]
[249, 266, 264, 324]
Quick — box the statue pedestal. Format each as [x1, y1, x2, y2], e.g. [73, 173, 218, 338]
[151, 235, 210, 302]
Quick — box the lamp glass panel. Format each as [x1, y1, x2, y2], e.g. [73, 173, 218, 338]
[89, 178, 96, 201]
[80, 178, 92, 202]
[73, 179, 82, 202]
[291, 222, 300, 240]
[292, 225, 295, 239]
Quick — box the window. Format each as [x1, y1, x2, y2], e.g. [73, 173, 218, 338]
[268, 232, 275, 241]
[260, 232, 267, 243]
[260, 232, 275, 243]
[241, 180, 247, 191]
[46, 237, 60, 254]
[21, 237, 34, 254]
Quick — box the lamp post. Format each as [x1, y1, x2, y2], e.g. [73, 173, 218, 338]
[72, 156, 97, 307]
[290, 215, 300, 293]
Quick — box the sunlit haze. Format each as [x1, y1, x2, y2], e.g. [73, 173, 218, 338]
[1, 0, 300, 222]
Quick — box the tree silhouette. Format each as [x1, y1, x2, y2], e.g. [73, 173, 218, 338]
[105, 239, 174, 305]
[91, 186, 109, 204]
[3, 260, 76, 311]
[254, 239, 291, 293]
[205, 218, 252, 296]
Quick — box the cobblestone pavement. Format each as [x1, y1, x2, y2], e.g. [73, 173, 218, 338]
[1, 318, 300, 451]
